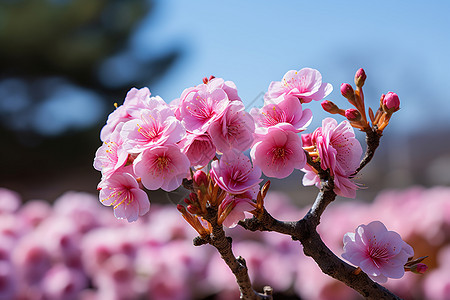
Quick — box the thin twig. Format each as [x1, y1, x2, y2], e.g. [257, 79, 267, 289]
[352, 128, 383, 176]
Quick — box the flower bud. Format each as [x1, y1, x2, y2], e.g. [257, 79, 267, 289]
[383, 92, 400, 111]
[301, 133, 313, 147]
[176, 204, 186, 213]
[345, 108, 361, 122]
[187, 204, 199, 215]
[354, 68, 367, 88]
[340, 83, 354, 99]
[321, 100, 342, 114]
[189, 192, 198, 202]
[410, 263, 428, 274]
[193, 170, 208, 188]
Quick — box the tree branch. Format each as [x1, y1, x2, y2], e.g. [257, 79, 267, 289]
[352, 128, 383, 176]
[196, 206, 272, 300]
[239, 179, 401, 299]
[299, 229, 401, 300]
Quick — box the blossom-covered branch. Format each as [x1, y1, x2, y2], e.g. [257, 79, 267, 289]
[93, 67, 422, 299]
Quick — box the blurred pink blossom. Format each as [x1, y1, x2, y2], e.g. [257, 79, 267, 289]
[41, 264, 87, 300]
[0, 188, 20, 214]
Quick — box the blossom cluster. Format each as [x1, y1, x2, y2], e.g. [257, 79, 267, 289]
[94, 68, 366, 223]
[1, 186, 448, 300]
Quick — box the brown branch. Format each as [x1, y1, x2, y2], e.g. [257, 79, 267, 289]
[239, 179, 401, 299]
[196, 206, 272, 300]
[299, 229, 401, 300]
[352, 128, 383, 176]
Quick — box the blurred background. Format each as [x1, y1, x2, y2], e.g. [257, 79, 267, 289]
[1, 1, 450, 299]
[1, 0, 450, 201]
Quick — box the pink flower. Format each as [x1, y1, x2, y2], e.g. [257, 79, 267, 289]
[179, 132, 216, 168]
[0, 188, 20, 214]
[0, 261, 17, 300]
[210, 150, 262, 194]
[250, 125, 306, 179]
[178, 84, 229, 134]
[100, 87, 151, 141]
[267, 68, 332, 103]
[133, 144, 190, 192]
[206, 77, 241, 102]
[342, 221, 414, 283]
[208, 101, 255, 152]
[98, 173, 150, 222]
[219, 193, 255, 228]
[41, 264, 87, 300]
[250, 94, 312, 133]
[301, 118, 362, 198]
[121, 105, 185, 154]
[94, 123, 130, 180]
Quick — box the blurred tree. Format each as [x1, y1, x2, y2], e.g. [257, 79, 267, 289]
[0, 0, 182, 200]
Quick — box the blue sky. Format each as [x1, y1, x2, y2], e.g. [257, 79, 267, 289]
[130, 0, 450, 136]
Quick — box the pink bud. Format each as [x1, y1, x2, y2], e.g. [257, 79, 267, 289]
[411, 263, 428, 274]
[176, 204, 185, 212]
[193, 170, 209, 188]
[354, 68, 367, 88]
[340, 83, 354, 99]
[345, 108, 361, 122]
[301, 133, 313, 147]
[189, 192, 198, 202]
[321, 100, 341, 114]
[383, 92, 400, 111]
[187, 204, 199, 215]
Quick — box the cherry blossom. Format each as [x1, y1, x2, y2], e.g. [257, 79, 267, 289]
[250, 94, 312, 133]
[98, 173, 150, 222]
[301, 118, 362, 198]
[206, 77, 241, 102]
[121, 106, 185, 154]
[178, 131, 216, 168]
[342, 221, 414, 283]
[133, 144, 190, 192]
[0, 188, 20, 214]
[100, 87, 152, 141]
[208, 101, 255, 152]
[94, 123, 130, 180]
[219, 193, 255, 228]
[178, 84, 230, 134]
[210, 150, 262, 195]
[251, 125, 306, 179]
[267, 68, 332, 103]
